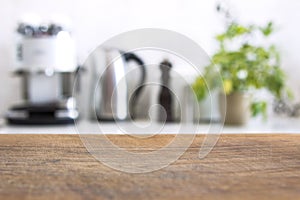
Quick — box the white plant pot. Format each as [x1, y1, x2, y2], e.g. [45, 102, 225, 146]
[219, 92, 251, 125]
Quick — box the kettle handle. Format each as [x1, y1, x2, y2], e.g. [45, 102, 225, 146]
[123, 52, 146, 119]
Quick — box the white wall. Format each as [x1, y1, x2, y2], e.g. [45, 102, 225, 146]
[0, 0, 300, 116]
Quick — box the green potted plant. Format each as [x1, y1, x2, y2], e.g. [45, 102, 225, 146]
[192, 21, 290, 125]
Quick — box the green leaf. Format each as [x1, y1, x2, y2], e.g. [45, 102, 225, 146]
[226, 23, 250, 39]
[260, 22, 274, 36]
[216, 34, 226, 42]
[192, 76, 208, 101]
[251, 101, 267, 119]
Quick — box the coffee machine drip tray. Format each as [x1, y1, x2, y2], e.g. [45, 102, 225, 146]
[6, 102, 79, 125]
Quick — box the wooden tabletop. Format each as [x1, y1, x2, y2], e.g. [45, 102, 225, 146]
[0, 134, 299, 200]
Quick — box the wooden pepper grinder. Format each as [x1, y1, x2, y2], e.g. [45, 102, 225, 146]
[158, 59, 174, 122]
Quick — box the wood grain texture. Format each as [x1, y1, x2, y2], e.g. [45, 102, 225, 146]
[0, 134, 300, 200]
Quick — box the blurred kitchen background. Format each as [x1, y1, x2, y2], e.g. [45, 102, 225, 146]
[0, 0, 300, 125]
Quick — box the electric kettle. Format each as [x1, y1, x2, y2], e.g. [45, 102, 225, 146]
[88, 48, 146, 121]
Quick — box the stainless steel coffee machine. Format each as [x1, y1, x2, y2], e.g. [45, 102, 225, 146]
[6, 22, 80, 125]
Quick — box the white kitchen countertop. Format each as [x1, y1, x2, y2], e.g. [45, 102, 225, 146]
[0, 117, 300, 134]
